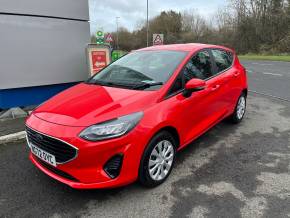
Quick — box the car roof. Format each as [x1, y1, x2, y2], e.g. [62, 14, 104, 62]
[137, 43, 234, 53]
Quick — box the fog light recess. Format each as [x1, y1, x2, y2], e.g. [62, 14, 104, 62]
[103, 154, 124, 179]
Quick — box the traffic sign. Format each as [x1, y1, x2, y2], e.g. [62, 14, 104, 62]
[153, 34, 164, 46]
[105, 33, 114, 43]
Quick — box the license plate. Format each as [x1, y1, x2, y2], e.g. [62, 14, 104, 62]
[30, 143, 57, 167]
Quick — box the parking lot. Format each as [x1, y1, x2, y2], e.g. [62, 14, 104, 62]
[1, 60, 290, 218]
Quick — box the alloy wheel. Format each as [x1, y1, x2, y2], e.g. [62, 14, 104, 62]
[237, 96, 246, 120]
[148, 140, 174, 181]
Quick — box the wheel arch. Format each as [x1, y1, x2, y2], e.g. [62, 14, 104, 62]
[242, 88, 248, 97]
[152, 126, 180, 148]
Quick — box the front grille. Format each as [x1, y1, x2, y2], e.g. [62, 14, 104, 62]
[26, 127, 78, 164]
[35, 156, 79, 182]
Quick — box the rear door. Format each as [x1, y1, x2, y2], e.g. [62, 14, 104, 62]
[210, 49, 240, 111]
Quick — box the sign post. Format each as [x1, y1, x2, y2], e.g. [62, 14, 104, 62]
[153, 34, 164, 46]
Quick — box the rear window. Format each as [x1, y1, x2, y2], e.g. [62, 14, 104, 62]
[211, 49, 233, 73]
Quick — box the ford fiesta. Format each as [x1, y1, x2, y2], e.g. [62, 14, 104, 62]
[26, 44, 248, 189]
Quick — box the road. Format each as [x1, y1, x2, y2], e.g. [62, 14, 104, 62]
[1, 60, 290, 218]
[241, 60, 290, 101]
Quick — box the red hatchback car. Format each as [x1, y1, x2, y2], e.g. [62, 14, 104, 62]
[26, 44, 248, 189]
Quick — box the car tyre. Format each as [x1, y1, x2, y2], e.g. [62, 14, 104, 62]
[139, 131, 177, 187]
[229, 92, 247, 124]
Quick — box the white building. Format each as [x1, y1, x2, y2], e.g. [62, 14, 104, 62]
[0, 0, 90, 109]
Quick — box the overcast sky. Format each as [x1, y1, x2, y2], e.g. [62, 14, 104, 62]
[89, 0, 227, 34]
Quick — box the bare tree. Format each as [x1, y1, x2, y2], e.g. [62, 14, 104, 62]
[108, 4, 290, 54]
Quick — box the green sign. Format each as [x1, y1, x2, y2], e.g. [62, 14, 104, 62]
[112, 52, 119, 61]
[96, 31, 104, 38]
[96, 30, 105, 44]
[112, 50, 127, 62]
[96, 38, 104, 44]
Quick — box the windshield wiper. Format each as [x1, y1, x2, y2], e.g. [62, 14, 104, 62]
[89, 80, 137, 89]
[133, 82, 163, 90]
[87, 80, 163, 90]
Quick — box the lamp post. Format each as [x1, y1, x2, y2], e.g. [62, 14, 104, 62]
[146, 0, 149, 47]
[116, 17, 120, 50]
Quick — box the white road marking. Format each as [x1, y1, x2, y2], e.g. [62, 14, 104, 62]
[252, 63, 273, 66]
[262, 72, 282, 76]
[246, 70, 282, 76]
[249, 90, 290, 103]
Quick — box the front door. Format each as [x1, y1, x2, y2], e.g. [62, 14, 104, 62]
[167, 49, 226, 146]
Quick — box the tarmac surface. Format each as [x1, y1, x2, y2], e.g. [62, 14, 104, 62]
[0, 118, 26, 137]
[1, 60, 290, 218]
[241, 60, 290, 101]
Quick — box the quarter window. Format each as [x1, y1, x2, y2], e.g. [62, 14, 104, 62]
[169, 73, 183, 94]
[211, 49, 233, 73]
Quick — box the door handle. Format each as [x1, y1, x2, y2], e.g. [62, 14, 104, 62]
[233, 72, 240, 77]
[211, 84, 220, 91]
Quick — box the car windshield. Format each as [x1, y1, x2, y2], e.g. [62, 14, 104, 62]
[87, 50, 188, 90]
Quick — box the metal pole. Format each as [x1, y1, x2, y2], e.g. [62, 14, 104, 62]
[116, 17, 120, 50]
[146, 0, 149, 47]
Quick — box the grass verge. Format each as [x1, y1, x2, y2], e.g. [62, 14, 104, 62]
[238, 55, 290, 62]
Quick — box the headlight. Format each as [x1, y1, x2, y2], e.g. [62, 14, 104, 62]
[79, 112, 143, 141]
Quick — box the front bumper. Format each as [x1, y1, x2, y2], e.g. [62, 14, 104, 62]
[26, 114, 148, 189]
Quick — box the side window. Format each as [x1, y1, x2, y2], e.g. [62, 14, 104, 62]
[211, 49, 233, 73]
[183, 50, 213, 84]
[167, 50, 214, 97]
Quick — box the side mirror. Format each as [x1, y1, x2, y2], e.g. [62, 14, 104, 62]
[183, 78, 206, 97]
